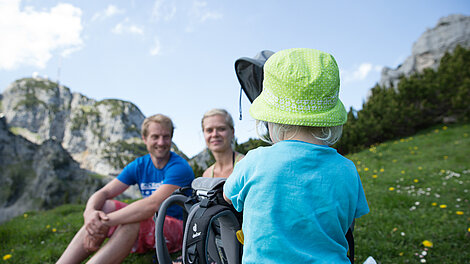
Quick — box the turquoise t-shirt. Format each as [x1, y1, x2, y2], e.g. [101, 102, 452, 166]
[224, 140, 369, 263]
[117, 152, 194, 219]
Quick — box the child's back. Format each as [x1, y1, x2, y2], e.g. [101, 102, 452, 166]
[224, 48, 369, 263]
[226, 140, 367, 263]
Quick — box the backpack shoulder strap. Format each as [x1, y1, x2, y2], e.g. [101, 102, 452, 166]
[182, 203, 230, 264]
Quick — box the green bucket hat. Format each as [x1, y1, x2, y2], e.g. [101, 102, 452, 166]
[249, 48, 347, 127]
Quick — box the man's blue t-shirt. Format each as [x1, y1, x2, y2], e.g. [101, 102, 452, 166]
[224, 140, 369, 263]
[117, 152, 194, 219]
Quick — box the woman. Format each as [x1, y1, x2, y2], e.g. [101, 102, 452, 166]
[201, 109, 244, 178]
[170, 109, 243, 264]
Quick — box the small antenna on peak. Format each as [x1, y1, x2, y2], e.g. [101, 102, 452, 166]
[57, 56, 62, 88]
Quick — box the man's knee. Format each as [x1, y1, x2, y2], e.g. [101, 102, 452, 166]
[101, 200, 118, 213]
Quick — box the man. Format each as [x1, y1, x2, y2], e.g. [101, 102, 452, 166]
[57, 114, 194, 264]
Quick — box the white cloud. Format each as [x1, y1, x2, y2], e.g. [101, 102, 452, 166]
[342, 63, 382, 84]
[0, 0, 83, 70]
[193, 1, 223, 22]
[152, 0, 176, 21]
[150, 37, 161, 56]
[91, 4, 125, 21]
[185, 1, 223, 32]
[112, 18, 144, 35]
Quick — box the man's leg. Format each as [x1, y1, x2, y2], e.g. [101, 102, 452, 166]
[56, 200, 119, 264]
[56, 226, 94, 264]
[86, 222, 140, 264]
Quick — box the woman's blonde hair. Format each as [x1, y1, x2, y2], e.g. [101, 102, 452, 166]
[201, 108, 234, 131]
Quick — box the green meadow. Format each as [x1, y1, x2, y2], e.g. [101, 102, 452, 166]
[1, 123, 469, 263]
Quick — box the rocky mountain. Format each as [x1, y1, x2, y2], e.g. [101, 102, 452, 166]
[189, 148, 214, 171]
[380, 14, 470, 88]
[0, 116, 105, 223]
[1, 77, 146, 177]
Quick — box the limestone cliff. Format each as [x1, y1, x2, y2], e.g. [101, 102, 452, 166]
[0, 116, 105, 223]
[380, 14, 470, 88]
[1, 77, 146, 177]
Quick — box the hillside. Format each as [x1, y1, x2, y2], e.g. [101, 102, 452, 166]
[1, 123, 468, 263]
[0, 116, 104, 223]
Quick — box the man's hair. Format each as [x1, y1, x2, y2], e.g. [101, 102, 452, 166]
[141, 114, 174, 138]
[256, 120, 343, 146]
[201, 108, 234, 131]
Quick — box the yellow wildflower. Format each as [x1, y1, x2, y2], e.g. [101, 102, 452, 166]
[434, 129, 439, 133]
[468, 227, 470, 232]
[414, 179, 419, 183]
[431, 202, 437, 206]
[399, 252, 404, 256]
[456, 211, 464, 215]
[440, 204, 447, 209]
[443, 156, 448, 160]
[422, 240, 433, 248]
[442, 126, 448, 130]
[401, 170, 406, 174]
[52, 228, 57, 232]
[23, 213, 28, 218]
[389, 187, 395, 191]
[418, 166, 423, 170]
[46, 225, 50, 229]
[357, 161, 361, 165]
[372, 175, 378, 179]
[379, 168, 384, 172]
[3, 254, 12, 260]
[364, 168, 369, 172]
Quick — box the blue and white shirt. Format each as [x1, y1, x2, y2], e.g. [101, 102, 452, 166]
[117, 152, 194, 219]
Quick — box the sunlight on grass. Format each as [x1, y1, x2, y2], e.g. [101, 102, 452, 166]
[349, 124, 470, 263]
[1, 123, 469, 263]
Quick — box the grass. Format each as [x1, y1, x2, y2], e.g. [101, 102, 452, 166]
[351, 123, 470, 263]
[1, 123, 469, 263]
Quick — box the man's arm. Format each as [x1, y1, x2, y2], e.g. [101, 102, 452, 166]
[104, 183, 179, 227]
[83, 179, 129, 236]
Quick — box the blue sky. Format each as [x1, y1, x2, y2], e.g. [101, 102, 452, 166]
[1, 0, 469, 157]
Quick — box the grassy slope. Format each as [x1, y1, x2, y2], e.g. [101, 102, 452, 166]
[1, 123, 469, 263]
[351, 123, 470, 263]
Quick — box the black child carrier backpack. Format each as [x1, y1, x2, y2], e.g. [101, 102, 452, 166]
[155, 177, 243, 264]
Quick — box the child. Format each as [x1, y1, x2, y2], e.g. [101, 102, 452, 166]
[223, 48, 369, 263]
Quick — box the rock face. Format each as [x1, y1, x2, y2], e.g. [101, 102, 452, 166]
[0, 116, 105, 223]
[380, 14, 470, 88]
[1, 77, 147, 177]
[189, 148, 213, 170]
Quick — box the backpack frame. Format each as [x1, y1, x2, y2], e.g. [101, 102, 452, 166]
[155, 178, 242, 264]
